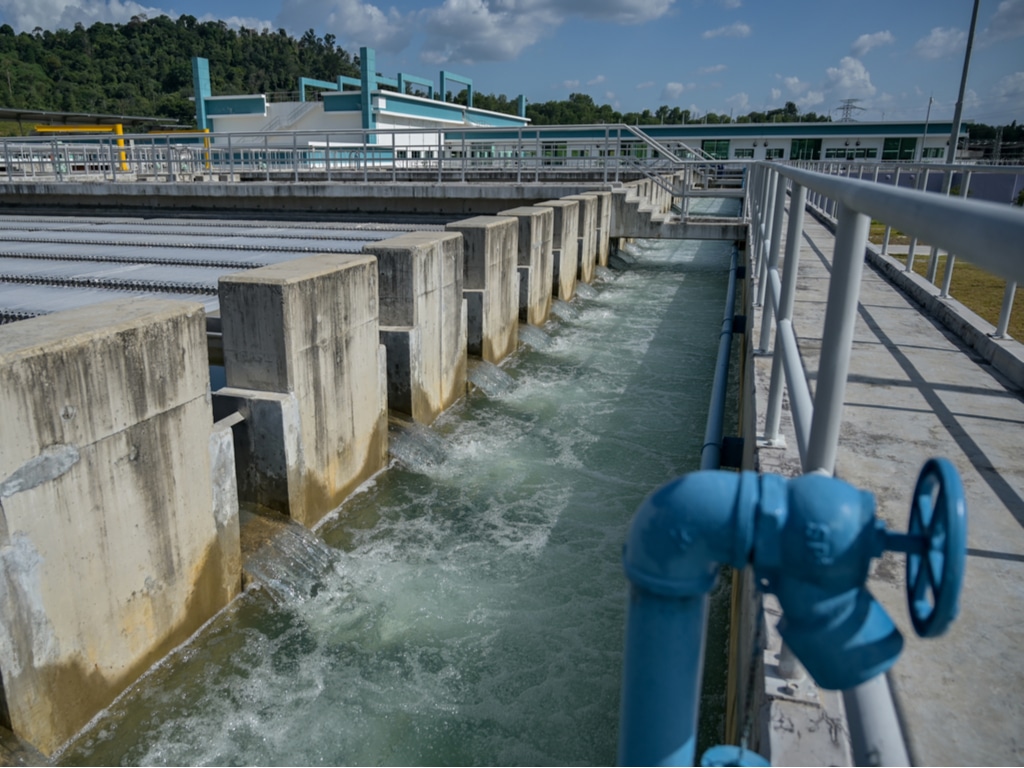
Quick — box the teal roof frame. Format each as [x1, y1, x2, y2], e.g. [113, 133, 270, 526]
[440, 71, 473, 108]
[398, 73, 435, 99]
[192, 57, 211, 130]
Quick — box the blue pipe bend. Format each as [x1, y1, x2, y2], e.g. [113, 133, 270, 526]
[623, 470, 761, 598]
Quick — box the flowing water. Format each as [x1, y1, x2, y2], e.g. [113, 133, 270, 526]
[59, 231, 736, 767]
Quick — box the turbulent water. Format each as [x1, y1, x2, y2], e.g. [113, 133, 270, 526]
[59, 232, 735, 767]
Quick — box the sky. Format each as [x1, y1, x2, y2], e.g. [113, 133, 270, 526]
[2, 0, 1023, 124]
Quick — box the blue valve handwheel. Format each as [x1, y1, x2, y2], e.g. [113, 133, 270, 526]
[906, 458, 967, 638]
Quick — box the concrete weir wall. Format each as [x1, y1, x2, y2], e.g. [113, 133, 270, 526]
[537, 199, 580, 301]
[0, 299, 240, 755]
[564, 193, 599, 284]
[497, 206, 555, 326]
[363, 232, 468, 425]
[446, 216, 520, 364]
[214, 254, 388, 529]
[0, 184, 623, 754]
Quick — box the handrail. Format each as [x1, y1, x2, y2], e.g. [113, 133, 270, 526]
[774, 163, 1024, 285]
[749, 159, 1024, 765]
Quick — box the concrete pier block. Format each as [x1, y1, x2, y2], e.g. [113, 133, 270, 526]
[497, 205, 554, 326]
[0, 298, 240, 755]
[445, 216, 519, 363]
[364, 232, 467, 424]
[593, 191, 612, 267]
[564, 193, 598, 284]
[217, 254, 388, 528]
[537, 199, 580, 301]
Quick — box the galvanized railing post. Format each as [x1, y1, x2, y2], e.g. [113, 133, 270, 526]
[905, 170, 930, 273]
[994, 282, 1017, 339]
[940, 170, 973, 298]
[805, 201, 870, 475]
[763, 183, 807, 444]
[756, 166, 778, 308]
[758, 172, 789, 352]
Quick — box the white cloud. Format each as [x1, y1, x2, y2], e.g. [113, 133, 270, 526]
[725, 92, 749, 111]
[994, 71, 1024, 107]
[661, 81, 694, 100]
[0, 0, 170, 31]
[198, 13, 272, 30]
[782, 75, 810, 95]
[770, 88, 781, 101]
[698, 64, 727, 74]
[418, 0, 676, 64]
[800, 90, 825, 108]
[636, 80, 656, 89]
[588, 75, 606, 85]
[562, 79, 580, 90]
[717, 0, 741, 7]
[544, 0, 676, 25]
[826, 56, 876, 99]
[701, 21, 750, 39]
[851, 30, 894, 56]
[982, 0, 1024, 43]
[914, 27, 966, 59]
[278, 0, 412, 52]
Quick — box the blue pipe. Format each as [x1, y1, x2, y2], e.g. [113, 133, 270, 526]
[700, 248, 741, 470]
[619, 471, 757, 766]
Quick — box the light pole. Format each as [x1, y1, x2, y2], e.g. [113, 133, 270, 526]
[947, 0, 980, 164]
[920, 95, 933, 162]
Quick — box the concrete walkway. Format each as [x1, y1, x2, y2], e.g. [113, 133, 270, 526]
[753, 210, 1024, 766]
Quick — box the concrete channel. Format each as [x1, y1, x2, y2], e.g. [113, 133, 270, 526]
[1, 167, 1019, 765]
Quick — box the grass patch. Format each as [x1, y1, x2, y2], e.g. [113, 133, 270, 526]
[892, 252, 1023, 341]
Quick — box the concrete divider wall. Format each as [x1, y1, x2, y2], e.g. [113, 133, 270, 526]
[363, 232, 468, 424]
[445, 216, 520, 363]
[537, 199, 580, 302]
[498, 206, 555, 326]
[593, 191, 612, 267]
[215, 254, 388, 528]
[564, 193, 599, 284]
[0, 298, 240, 755]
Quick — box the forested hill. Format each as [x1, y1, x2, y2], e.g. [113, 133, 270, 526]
[0, 16, 360, 125]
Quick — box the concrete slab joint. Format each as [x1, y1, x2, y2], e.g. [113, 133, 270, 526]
[0, 298, 240, 756]
[217, 253, 388, 528]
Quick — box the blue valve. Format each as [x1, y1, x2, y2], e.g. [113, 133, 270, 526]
[877, 457, 967, 638]
[618, 458, 968, 766]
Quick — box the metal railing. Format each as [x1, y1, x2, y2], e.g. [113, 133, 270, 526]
[794, 160, 1023, 337]
[749, 160, 1024, 764]
[0, 124, 707, 185]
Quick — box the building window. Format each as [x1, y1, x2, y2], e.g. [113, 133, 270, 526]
[766, 148, 785, 160]
[790, 138, 822, 161]
[922, 147, 944, 158]
[701, 139, 730, 160]
[882, 137, 917, 161]
[734, 148, 755, 159]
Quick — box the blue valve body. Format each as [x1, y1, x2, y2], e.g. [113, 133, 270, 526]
[618, 463, 966, 767]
